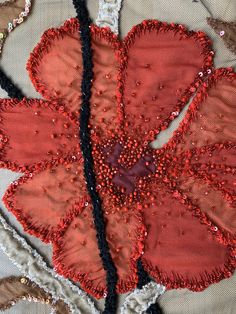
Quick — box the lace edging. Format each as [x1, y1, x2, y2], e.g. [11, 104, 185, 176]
[121, 282, 166, 314]
[0, 213, 99, 314]
[0, 0, 32, 55]
[96, 0, 123, 34]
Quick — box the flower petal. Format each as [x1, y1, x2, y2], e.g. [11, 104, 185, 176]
[176, 175, 236, 238]
[121, 20, 213, 140]
[27, 19, 120, 137]
[0, 99, 79, 171]
[165, 68, 236, 237]
[90, 26, 121, 138]
[176, 144, 236, 237]
[167, 68, 236, 154]
[3, 159, 87, 242]
[190, 144, 236, 198]
[27, 19, 83, 112]
[53, 201, 145, 298]
[141, 184, 235, 291]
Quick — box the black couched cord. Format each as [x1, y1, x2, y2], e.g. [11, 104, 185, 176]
[72, 0, 119, 313]
[0, 66, 24, 99]
[137, 259, 163, 314]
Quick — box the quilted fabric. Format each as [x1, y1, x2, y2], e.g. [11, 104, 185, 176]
[0, 0, 235, 313]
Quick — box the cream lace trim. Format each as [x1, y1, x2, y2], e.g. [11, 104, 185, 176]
[121, 282, 166, 314]
[96, 0, 123, 34]
[0, 214, 99, 314]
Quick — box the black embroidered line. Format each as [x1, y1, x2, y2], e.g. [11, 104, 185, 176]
[137, 258, 152, 289]
[0, 66, 24, 99]
[137, 259, 163, 314]
[72, 0, 118, 313]
[146, 303, 163, 314]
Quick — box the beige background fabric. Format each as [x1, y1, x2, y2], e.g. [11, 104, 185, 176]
[120, 0, 236, 67]
[0, 0, 235, 313]
[3, 302, 49, 314]
[0, 249, 49, 314]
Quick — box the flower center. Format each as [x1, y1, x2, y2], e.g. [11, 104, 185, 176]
[105, 142, 156, 194]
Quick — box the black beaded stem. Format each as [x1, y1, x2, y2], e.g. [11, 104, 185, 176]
[0, 66, 24, 99]
[72, 0, 118, 313]
[137, 259, 163, 314]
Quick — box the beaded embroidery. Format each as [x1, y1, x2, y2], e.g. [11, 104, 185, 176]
[0, 18, 235, 300]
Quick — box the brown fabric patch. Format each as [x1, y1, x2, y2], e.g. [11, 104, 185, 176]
[0, 0, 28, 55]
[0, 276, 70, 313]
[0, 0, 25, 31]
[207, 17, 236, 55]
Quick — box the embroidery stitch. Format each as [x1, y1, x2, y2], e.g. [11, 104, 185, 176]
[0, 68, 24, 99]
[0, 16, 235, 304]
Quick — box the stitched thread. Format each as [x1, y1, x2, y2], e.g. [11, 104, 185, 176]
[0, 67, 24, 99]
[137, 260, 164, 313]
[72, 1, 118, 312]
[137, 259, 151, 289]
[146, 303, 163, 314]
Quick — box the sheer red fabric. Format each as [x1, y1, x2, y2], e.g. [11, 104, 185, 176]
[122, 23, 209, 141]
[142, 183, 232, 290]
[0, 99, 79, 171]
[53, 201, 145, 298]
[3, 160, 87, 242]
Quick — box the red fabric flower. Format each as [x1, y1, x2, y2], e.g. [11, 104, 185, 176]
[0, 19, 235, 298]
